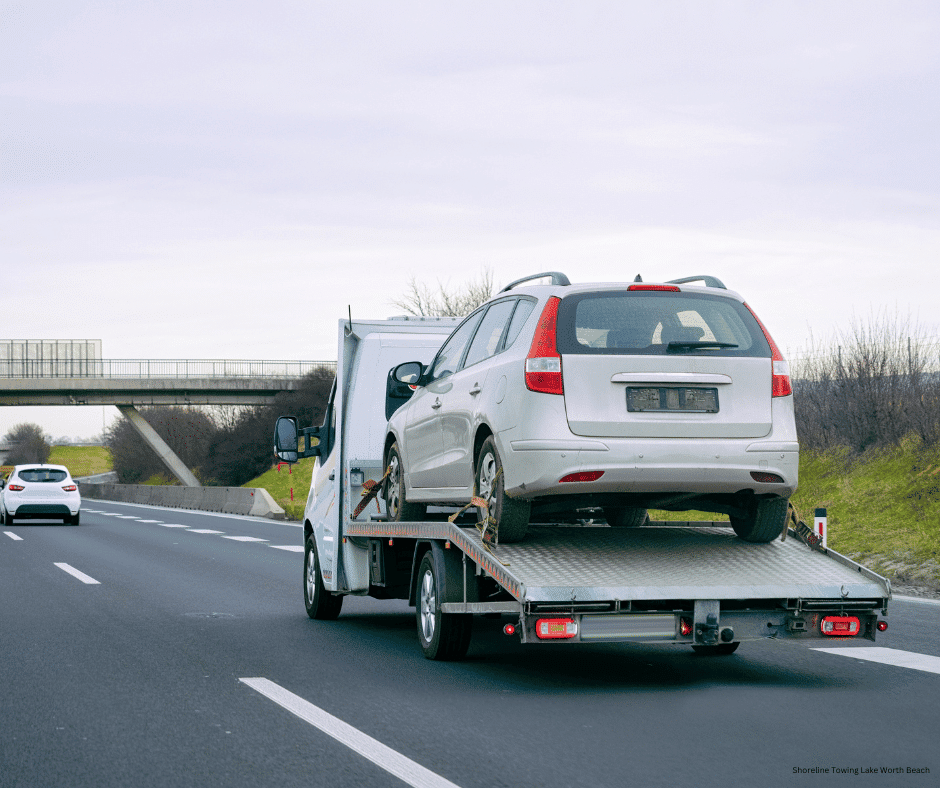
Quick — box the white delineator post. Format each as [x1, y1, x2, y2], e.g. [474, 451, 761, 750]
[814, 507, 828, 548]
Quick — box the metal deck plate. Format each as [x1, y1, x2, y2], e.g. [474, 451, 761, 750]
[463, 526, 889, 603]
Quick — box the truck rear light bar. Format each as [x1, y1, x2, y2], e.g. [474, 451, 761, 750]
[820, 615, 861, 636]
[536, 618, 578, 639]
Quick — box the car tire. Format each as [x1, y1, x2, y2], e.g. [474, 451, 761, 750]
[416, 552, 472, 660]
[476, 436, 530, 543]
[304, 536, 343, 620]
[68, 513, 80, 526]
[691, 642, 740, 655]
[730, 497, 789, 543]
[604, 506, 648, 528]
[384, 442, 426, 522]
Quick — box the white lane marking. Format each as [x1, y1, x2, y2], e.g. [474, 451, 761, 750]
[114, 515, 140, 519]
[188, 529, 225, 534]
[894, 595, 940, 607]
[813, 647, 940, 675]
[137, 519, 163, 523]
[270, 545, 305, 552]
[54, 563, 101, 585]
[4, 531, 23, 541]
[240, 678, 460, 788]
[222, 536, 268, 542]
[158, 524, 190, 528]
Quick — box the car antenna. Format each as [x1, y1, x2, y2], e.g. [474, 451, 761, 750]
[634, 274, 643, 282]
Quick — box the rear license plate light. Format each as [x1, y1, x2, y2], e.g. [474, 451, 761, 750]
[627, 387, 718, 413]
[820, 616, 861, 636]
[536, 618, 578, 640]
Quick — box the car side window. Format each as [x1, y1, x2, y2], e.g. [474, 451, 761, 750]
[427, 310, 485, 381]
[503, 297, 536, 349]
[462, 299, 517, 369]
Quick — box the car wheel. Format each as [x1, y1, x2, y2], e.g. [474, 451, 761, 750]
[416, 552, 472, 660]
[68, 513, 80, 526]
[476, 436, 530, 543]
[604, 506, 648, 528]
[730, 497, 789, 543]
[304, 536, 343, 620]
[692, 642, 740, 655]
[384, 442, 426, 521]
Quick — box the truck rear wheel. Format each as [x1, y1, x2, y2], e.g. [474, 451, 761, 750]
[416, 553, 472, 660]
[384, 443, 426, 521]
[730, 497, 789, 543]
[304, 536, 343, 620]
[476, 436, 529, 543]
[604, 506, 648, 528]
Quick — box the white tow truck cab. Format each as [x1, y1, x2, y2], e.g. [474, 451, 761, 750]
[275, 315, 890, 660]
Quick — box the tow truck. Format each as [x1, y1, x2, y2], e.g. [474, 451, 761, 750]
[274, 315, 890, 659]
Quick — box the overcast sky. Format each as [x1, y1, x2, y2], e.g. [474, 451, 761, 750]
[3, 1, 939, 440]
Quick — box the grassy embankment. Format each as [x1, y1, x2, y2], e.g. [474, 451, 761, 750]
[47, 445, 113, 476]
[244, 458, 317, 521]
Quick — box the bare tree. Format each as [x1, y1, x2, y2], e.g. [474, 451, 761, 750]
[391, 268, 495, 317]
[3, 423, 52, 465]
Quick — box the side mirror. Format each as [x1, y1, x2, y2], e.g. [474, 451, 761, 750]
[274, 416, 300, 463]
[386, 361, 425, 419]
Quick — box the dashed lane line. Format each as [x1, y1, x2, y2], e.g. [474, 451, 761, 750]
[4, 531, 23, 541]
[187, 529, 225, 534]
[222, 536, 268, 542]
[158, 524, 190, 528]
[270, 545, 305, 552]
[54, 563, 101, 585]
[240, 678, 461, 788]
[813, 647, 940, 676]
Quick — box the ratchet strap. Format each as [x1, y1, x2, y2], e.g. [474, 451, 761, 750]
[352, 466, 392, 518]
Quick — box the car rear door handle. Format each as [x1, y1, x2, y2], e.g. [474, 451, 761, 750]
[469, 385, 482, 395]
[431, 398, 442, 409]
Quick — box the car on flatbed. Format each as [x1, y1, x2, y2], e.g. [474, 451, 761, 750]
[0, 464, 82, 525]
[383, 272, 797, 544]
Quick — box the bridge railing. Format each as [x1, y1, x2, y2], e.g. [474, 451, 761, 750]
[0, 359, 337, 379]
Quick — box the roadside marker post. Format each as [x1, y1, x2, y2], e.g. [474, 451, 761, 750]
[814, 507, 828, 548]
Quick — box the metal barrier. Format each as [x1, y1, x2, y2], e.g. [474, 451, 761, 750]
[0, 359, 336, 379]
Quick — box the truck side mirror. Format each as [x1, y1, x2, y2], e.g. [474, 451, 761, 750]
[274, 416, 300, 463]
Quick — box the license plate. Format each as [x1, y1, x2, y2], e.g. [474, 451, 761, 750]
[627, 387, 719, 413]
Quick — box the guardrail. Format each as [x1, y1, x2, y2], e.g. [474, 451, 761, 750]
[0, 359, 336, 379]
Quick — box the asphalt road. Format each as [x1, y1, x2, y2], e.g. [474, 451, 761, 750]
[2, 501, 937, 788]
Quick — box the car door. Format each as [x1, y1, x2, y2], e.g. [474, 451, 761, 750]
[438, 298, 519, 489]
[403, 309, 484, 489]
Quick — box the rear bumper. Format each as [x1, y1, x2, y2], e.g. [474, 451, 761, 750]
[7, 502, 81, 517]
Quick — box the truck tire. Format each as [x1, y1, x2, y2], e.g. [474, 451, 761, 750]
[691, 642, 740, 655]
[384, 442, 426, 521]
[604, 506, 648, 528]
[304, 536, 343, 620]
[416, 552, 472, 660]
[476, 436, 530, 543]
[730, 497, 789, 543]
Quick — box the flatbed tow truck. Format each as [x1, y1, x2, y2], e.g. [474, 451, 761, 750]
[275, 316, 890, 659]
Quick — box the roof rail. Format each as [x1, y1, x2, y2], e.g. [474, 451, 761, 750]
[667, 275, 727, 290]
[499, 272, 571, 293]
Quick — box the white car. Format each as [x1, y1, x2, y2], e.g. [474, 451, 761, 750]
[0, 464, 82, 525]
[383, 272, 797, 544]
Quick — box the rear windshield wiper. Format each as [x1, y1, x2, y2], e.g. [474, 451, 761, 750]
[667, 341, 739, 353]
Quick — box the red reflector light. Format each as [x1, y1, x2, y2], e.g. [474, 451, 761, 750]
[503, 623, 516, 636]
[627, 284, 680, 292]
[536, 618, 578, 639]
[749, 471, 784, 484]
[62, 484, 77, 492]
[8, 484, 24, 491]
[559, 471, 605, 483]
[877, 621, 888, 632]
[525, 296, 563, 395]
[679, 617, 693, 636]
[821, 616, 861, 636]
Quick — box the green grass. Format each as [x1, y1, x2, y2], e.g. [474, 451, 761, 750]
[48, 445, 112, 477]
[244, 458, 317, 520]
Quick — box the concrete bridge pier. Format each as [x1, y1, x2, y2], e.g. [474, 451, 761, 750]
[116, 405, 201, 487]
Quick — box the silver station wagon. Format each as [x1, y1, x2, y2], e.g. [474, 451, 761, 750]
[383, 273, 797, 543]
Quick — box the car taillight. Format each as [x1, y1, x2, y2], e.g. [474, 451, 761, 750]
[627, 284, 680, 292]
[525, 296, 563, 395]
[559, 471, 605, 483]
[743, 303, 792, 397]
[750, 471, 784, 483]
[536, 618, 578, 639]
[8, 484, 24, 491]
[820, 615, 861, 636]
[62, 485, 77, 492]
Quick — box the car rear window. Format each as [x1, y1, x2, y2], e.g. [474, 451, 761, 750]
[17, 468, 68, 483]
[556, 291, 770, 357]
